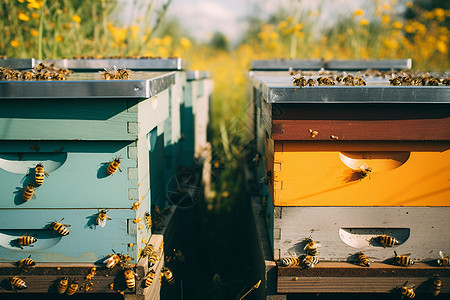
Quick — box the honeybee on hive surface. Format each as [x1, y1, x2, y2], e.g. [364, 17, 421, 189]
[163, 268, 175, 285]
[119, 254, 133, 269]
[34, 163, 49, 186]
[427, 77, 440, 86]
[105, 157, 122, 175]
[18, 255, 35, 271]
[437, 251, 450, 266]
[66, 280, 79, 296]
[16, 233, 37, 249]
[317, 76, 335, 86]
[50, 218, 71, 236]
[442, 78, 450, 86]
[400, 284, 415, 299]
[304, 237, 320, 256]
[104, 253, 121, 269]
[394, 251, 414, 267]
[282, 257, 301, 267]
[342, 73, 354, 86]
[21, 183, 36, 202]
[57, 277, 69, 294]
[144, 270, 155, 287]
[306, 78, 315, 86]
[376, 234, 399, 247]
[431, 274, 441, 296]
[148, 251, 160, 267]
[292, 76, 307, 88]
[356, 252, 370, 267]
[20, 71, 35, 80]
[141, 244, 154, 258]
[96, 209, 112, 227]
[144, 211, 152, 229]
[117, 67, 131, 79]
[302, 255, 319, 268]
[358, 164, 372, 179]
[353, 73, 366, 86]
[10, 277, 27, 289]
[124, 269, 136, 289]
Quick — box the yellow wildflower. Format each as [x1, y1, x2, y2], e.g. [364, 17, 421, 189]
[294, 23, 303, 31]
[382, 3, 391, 10]
[157, 46, 169, 57]
[27, 1, 42, 9]
[393, 21, 403, 29]
[286, 16, 293, 24]
[56, 35, 63, 42]
[269, 31, 279, 40]
[18, 12, 30, 22]
[10, 40, 20, 47]
[31, 12, 39, 19]
[360, 18, 370, 26]
[18, 0, 25, 3]
[295, 31, 305, 38]
[354, 9, 364, 16]
[179, 37, 191, 50]
[406, 1, 413, 8]
[30, 29, 38, 37]
[278, 20, 288, 31]
[434, 8, 445, 22]
[72, 14, 81, 23]
[404, 23, 414, 33]
[162, 35, 172, 47]
[436, 40, 447, 54]
[151, 37, 162, 45]
[381, 14, 390, 24]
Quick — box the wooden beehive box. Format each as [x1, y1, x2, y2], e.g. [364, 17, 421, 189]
[248, 59, 450, 296]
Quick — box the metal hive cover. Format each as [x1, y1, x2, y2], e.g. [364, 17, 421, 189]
[0, 72, 175, 99]
[46, 58, 184, 71]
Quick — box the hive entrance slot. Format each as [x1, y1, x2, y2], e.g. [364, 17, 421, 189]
[339, 228, 410, 248]
[339, 151, 410, 172]
[0, 152, 67, 174]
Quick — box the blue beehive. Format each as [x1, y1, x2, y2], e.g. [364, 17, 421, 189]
[0, 71, 174, 263]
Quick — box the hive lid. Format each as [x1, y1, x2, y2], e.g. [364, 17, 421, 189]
[253, 73, 450, 104]
[0, 58, 38, 70]
[0, 71, 175, 99]
[46, 57, 184, 71]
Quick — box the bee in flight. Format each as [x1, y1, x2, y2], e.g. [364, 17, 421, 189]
[431, 274, 441, 296]
[282, 257, 301, 267]
[144, 270, 155, 287]
[96, 209, 112, 227]
[16, 233, 37, 249]
[57, 277, 69, 294]
[394, 251, 414, 267]
[66, 280, 79, 296]
[356, 252, 371, 267]
[304, 236, 319, 256]
[18, 255, 35, 272]
[21, 183, 36, 202]
[10, 277, 27, 290]
[50, 218, 71, 236]
[162, 267, 175, 285]
[105, 157, 122, 175]
[34, 163, 49, 186]
[124, 269, 136, 289]
[437, 251, 450, 266]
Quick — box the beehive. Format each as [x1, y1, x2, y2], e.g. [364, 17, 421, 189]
[248, 59, 450, 296]
[0, 71, 173, 263]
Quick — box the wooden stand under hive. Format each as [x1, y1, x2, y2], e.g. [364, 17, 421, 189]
[246, 59, 450, 298]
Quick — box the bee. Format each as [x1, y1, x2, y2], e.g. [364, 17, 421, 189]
[394, 251, 414, 267]
[148, 251, 160, 267]
[117, 67, 131, 79]
[96, 209, 112, 227]
[353, 75, 366, 86]
[427, 78, 440, 86]
[144, 270, 155, 287]
[356, 252, 370, 267]
[20, 71, 35, 80]
[18, 255, 35, 271]
[317, 76, 335, 86]
[400, 284, 415, 299]
[52, 72, 66, 81]
[105, 157, 122, 175]
[174, 249, 185, 263]
[282, 257, 301, 267]
[1, 67, 20, 80]
[132, 202, 140, 210]
[304, 237, 319, 256]
[66, 280, 79, 296]
[50, 218, 70, 236]
[119, 254, 133, 269]
[34, 163, 49, 186]
[431, 274, 441, 296]
[57, 277, 69, 294]
[442, 78, 450, 86]
[21, 183, 36, 202]
[306, 78, 316, 86]
[163, 268, 175, 285]
[141, 244, 154, 258]
[104, 253, 121, 269]
[292, 76, 307, 88]
[16, 233, 37, 249]
[358, 164, 372, 179]
[437, 251, 450, 266]
[343, 74, 354, 86]
[144, 211, 152, 229]
[309, 129, 318, 138]
[10, 277, 27, 289]
[389, 76, 402, 86]
[377, 235, 399, 247]
[302, 255, 319, 268]
[124, 269, 136, 289]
